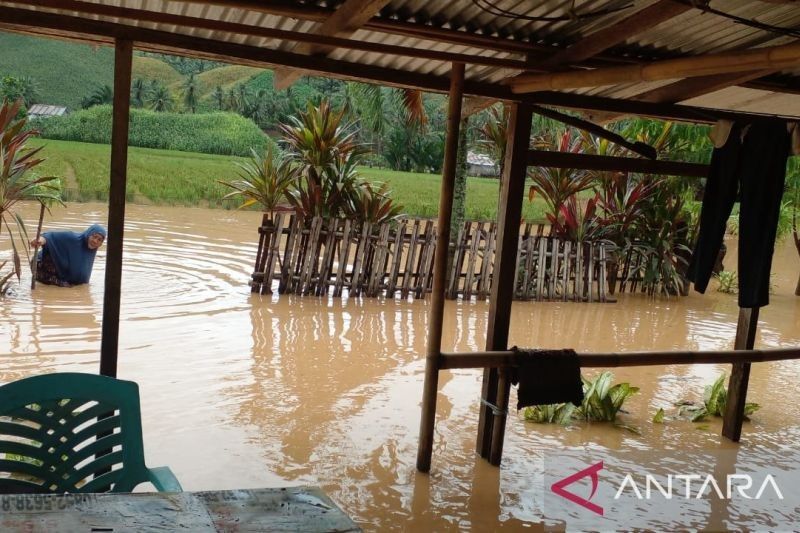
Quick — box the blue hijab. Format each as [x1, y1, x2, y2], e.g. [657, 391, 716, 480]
[42, 224, 106, 285]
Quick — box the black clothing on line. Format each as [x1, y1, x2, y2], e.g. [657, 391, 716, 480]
[508, 347, 584, 410]
[687, 120, 791, 308]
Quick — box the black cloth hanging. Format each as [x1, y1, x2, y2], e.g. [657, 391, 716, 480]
[687, 119, 791, 308]
[508, 347, 584, 410]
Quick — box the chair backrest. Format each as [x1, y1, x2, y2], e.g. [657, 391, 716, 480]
[0, 373, 151, 494]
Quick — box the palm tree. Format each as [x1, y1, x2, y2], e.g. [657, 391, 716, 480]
[182, 73, 198, 113]
[147, 83, 174, 112]
[130, 78, 147, 108]
[81, 85, 113, 109]
[212, 86, 225, 111]
[0, 99, 62, 295]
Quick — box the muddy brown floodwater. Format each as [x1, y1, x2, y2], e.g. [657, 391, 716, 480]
[2, 201, 800, 531]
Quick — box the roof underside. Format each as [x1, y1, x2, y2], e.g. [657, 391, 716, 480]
[1, 0, 799, 120]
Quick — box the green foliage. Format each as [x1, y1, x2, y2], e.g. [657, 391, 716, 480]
[523, 403, 576, 425]
[578, 371, 639, 422]
[147, 83, 175, 112]
[1, 75, 39, 107]
[131, 56, 183, 86]
[715, 270, 738, 294]
[139, 52, 225, 76]
[220, 145, 294, 216]
[0, 31, 115, 109]
[678, 374, 760, 422]
[652, 408, 665, 423]
[0, 99, 62, 294]
[37, 105, 273, 156]
[81, 85, 113, 109]
[346, 181, 403, 224]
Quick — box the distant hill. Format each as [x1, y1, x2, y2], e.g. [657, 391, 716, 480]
[131, 56, 183, 86]
[0, 31, 114, 109]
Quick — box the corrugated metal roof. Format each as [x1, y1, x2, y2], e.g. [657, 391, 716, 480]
[1, 0, 798, 118]
[28, 103, 67, 117]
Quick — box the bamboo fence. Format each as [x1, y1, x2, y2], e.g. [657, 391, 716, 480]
[249, 213, 618, 302]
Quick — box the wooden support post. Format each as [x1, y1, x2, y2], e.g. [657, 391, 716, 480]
[722, 307, 760, 442]
[99, 38, 132, 378]
[476, 102, 533, 464]
[416, 63, 465, 473]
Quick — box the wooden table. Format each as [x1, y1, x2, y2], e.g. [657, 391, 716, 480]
[0, 486, 360, 532]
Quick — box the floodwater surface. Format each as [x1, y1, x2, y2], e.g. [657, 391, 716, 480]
[2, 202, 800, 531]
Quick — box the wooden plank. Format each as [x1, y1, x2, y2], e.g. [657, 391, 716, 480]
[300, 217, 323, 295]
[402, 219, 421, 299]
[587, 242, 595, 303]
[279, 216, 300, 293]
[415, 224, 434, 299]
[274, 0, 396, 89]
[446, 222, 465, 298]
[367, 223, 391, 296]
[99, 38, 132, 379]
[527, 150, 709, 178]
[722, 307, 760, 442]
[599, 242, 607, 303]
[534, 0, 692, 69]
[477, 221, 496, 299]
[387, 219, 406, 297]
[262, 214, 287, 295]
[511, 229, 524, 299]
[350, 223, 371, 296]
[251, 213, 269, 293]
[417, 63, 464, 474]
[333, 218, 352, 297]
[475, 102, 532, 466]
[562, 241, 571, 302]
[464, 222, 483, 299]
[535, 236, 547, 301]
[549, 238, 559, 300]
[316, 218, 339, 296]
[512, 40, 800, 93]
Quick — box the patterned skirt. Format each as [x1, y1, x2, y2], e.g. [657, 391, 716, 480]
[36, 251, 69, 287]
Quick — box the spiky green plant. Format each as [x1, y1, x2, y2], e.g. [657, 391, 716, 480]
[679, 374, 760, 422]
[346, 181, 403, 225]
[0, 99, 62, 294]
[714, 270, 738, 294]
[577, 371, 639, 422]
[220, 145, 294, 219]
[523, 403, 576, 425]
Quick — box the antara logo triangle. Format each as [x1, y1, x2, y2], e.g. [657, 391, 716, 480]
[551, 461, 604, 516]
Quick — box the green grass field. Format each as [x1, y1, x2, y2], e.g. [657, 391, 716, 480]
[30, 138, 548, 220]
[132, 56, 184, 86]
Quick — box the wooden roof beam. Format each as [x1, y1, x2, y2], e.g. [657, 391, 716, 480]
[5, 0, 529, 71]
[589, 69, 777, 123]
[536, 0, 691, 69]
[510, 40, 800, 93]
[273, 0, 401, 90]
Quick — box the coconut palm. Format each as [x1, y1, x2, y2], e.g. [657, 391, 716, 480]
[0, 99, 62, 295]
[147, 84, 175, 112]
[212, 86, 225, 111]
[81, 85, 113, 109]
[182, 73, 198, 113]
[130, 78, 147, 108]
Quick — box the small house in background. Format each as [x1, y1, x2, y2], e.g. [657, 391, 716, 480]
[466, 151, 499, 178]
[28, 104, 67, 119]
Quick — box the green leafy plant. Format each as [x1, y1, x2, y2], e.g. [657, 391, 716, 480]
[0, 99, 62, 294]
[678, 374, 760, 422]
[714, 270, 738, 294]
[346, 181, 403, 225]
[220, 145, 294, 219]
[523, 403, 576, 425]
[577, 371, 639, 422]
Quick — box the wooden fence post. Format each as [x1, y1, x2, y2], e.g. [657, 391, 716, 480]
[722, 307, 760, 441]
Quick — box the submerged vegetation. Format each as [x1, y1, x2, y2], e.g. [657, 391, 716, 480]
[523, 371, 639, 426]
[678, 374, 760, 422]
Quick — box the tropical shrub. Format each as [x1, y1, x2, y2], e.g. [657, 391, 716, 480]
[219, 145, 294, 218]
[0, 99, 62, 295]
[715, 270, 737, 294]
[577, 371, 639, 422]
[678, 374, 760, 422]
[549, 193, 602, 243]
[346, 182, 403, 225]
[521, 372, 638, 426]
[281, 100, 367, 219]
[37, 105, 274, 157]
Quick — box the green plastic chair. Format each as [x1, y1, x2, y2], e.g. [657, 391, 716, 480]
[0, 372, 182, 494]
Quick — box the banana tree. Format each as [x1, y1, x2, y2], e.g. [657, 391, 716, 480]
[0, 99, 62, 295]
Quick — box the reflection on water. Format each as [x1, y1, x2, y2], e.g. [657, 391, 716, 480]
[2, 202, 800, 530]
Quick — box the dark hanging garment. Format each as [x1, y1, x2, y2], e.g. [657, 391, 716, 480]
[687, 120, 791, 308]
[508, 347, 584, 410]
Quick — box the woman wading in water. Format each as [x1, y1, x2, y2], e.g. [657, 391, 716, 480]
[29, 224, 106, 287]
